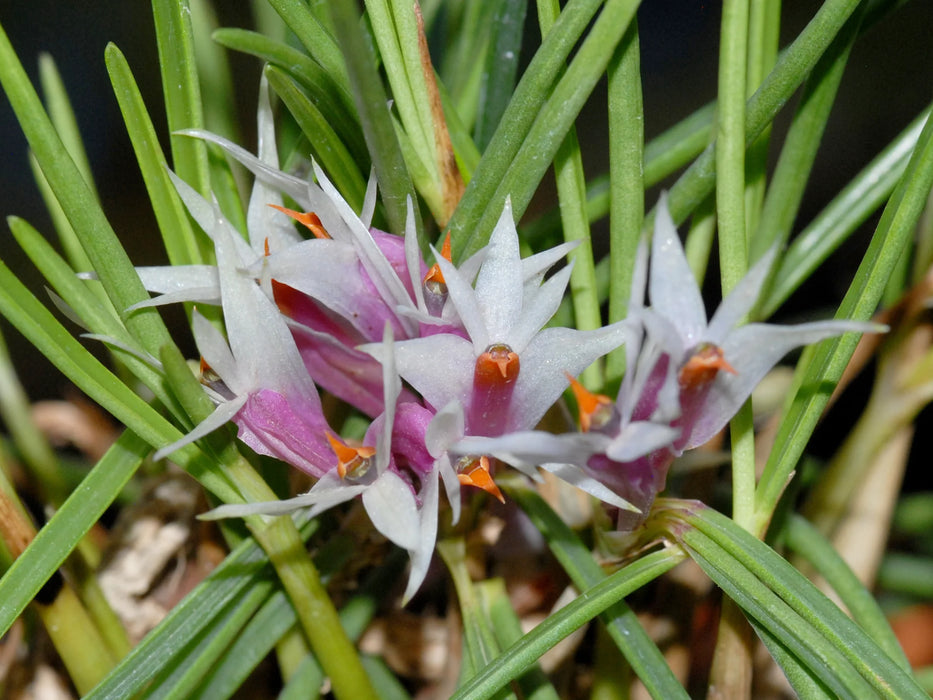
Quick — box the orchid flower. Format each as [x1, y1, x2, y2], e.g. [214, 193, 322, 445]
[152, 198, 334, 478]
[204, 326, 456, 602]
[459, 195, 883, 529]
[367, 200, 631, 439]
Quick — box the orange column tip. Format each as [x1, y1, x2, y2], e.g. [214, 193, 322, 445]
[327, 433, 376, 479]
[268, 204, 330, 239]
[457, 456, 505, 503]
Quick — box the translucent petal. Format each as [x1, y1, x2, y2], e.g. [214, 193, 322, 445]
[685, 320, 880, 448]
[649, 195, 706, 346]
[454, 430, 606, 469]
[510, 324, 629, 430]
[424, 401, 465, 458]
[540, 463, 639, 512]
[521, 240, 578, 287]
[474, 200, 523, 340]
[604, 421, 680, 462]
[509, 264, 573, 352]
[192, 309, 238, 389]
[436, 453, 462, 525]
[362, 471, 421, 551]
[361, 169, 378, 228]
[706, 246, 778, 342]
[370, 335, 474, 413]
[177, 128, 311, 207]
[434, 252, 488, 349]
[403, 473, 439, 603]
[135, 265, 219, 295]
[153, 395, 247, 462]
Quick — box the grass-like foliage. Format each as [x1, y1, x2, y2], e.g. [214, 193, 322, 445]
[1, 1, 932, 698]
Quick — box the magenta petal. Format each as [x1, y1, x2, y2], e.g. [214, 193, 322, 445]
[235, 389, 334, 478]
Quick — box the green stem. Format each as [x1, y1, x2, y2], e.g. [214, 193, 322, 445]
[251, 516, 377, 700]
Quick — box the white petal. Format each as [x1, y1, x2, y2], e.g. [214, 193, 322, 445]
[521, 241, 578, 288]
[434, 252, 488, 349]
[192, 309, 239, 389]
[455, 431, 605, 469]
[604, 421, 680, 462]
[311, 162, 415, 331]
[153, 395, 247, 462]
[509, 264, 573, 352]
[135, 265, 219, 295]
[540, 462, 639, 512]
[436, 453, 462, 525]
[376, 324, 401, 474]
[425, 401, 465, 457]
[474, 200, 523, 340]
[706, 246, 778, 342]
[362, 471, 421, 551]
[176, 129, 311, 208]
[127, 287, 221, 311]
[649, 194, 706, 346]
[686, 320, 880, 448]
[81, 334, 161, 369]
[212, 214, 317, 399]
[510, 324, 629, 430]
[247, 78, 301, 255]
[404, 198, 427, 312]
[403, 473, 439, 603]
[374, 334, 474, 413]
[168, 170, 217, 236]
[361, 169, 378, 228]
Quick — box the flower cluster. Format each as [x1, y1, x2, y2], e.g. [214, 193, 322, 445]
[141, 87, 879, 599]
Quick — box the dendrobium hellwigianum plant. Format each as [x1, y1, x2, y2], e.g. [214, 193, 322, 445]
[134, 82, 883, 596]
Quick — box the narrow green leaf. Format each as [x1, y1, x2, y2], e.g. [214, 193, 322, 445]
[144, 582, 274, 700]
[479, 579, 561, 700]
[85, 520, 313, 698]
[36, 54, 99, 273]
[266, 0, 351, 95]
[359, 656, 413, 700]
[665, 0, 864, 228]
[715, 0, 750, 296]
[750, 618, 837, 699]
[784, 515, 911, 670]
[365, 0, 435, 171]
[455, 0, 640, 260]
[755, 103, 933, 528]
[211, 27, 366, 164]
[537, 0, 601, 388]
[328, 0, 419, 238]
[266, 66, 367, 211]
[151, 0, 211, 197]
[0, 253, 241, 505]
[474, 0, 528, 150]
[684, 532, 876, 699]
[0, 19, 175, 358]
[445, 0, 604, 255]
[106, 43, 205, 267]
[758, 107, 927, 317]
[0, 326, 69, 503]
[449, 549, 683, 700]
[8, 217, 187, 424]
[606, 19, 644, 384]
[507, 483, 690, 699]
[750, 4, 863, 260]
[668, 505, 929, 698]
[0, 430, 149, 640]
